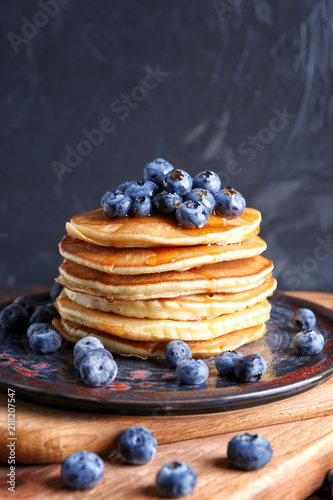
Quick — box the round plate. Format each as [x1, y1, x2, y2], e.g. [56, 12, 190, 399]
[0, 292, 332, 415]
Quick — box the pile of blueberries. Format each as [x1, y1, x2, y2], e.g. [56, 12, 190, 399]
[101, 158, 246, 228]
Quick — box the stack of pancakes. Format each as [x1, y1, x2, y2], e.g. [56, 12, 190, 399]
[53, 207, 276, 358]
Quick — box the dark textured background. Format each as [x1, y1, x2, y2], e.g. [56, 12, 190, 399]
[1, 0, 333, 291]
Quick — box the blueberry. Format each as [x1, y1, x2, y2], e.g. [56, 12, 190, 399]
[50, 283, 63, 302]
[12, 296, 37, 316]
[73, 336, 104, 357]
[29, 326, 62, 354]
[227, 433, 273, 470]
[61, 451, 104, 489]
[74, 347, 113, 371]
[44, 302, 59, 317]
[327, 468, 333, 497]
[176, 359, 209, 385]
[215, 350, 244, 377]
[27, 322, 52, 339]
[118, 426, 157, 465]
[29, 306, 56, 325]
[184, 188, 215, 213]
[292, 330, 325, 356]
[80, 351, 118, 387]
[131, 196, 153, 217]
[0, 304, 29, 331]
[214, 188, 246, 219]
[291, 308, 316, 331]
[234, 354, 267, 383]
[175, 201, 210, 228]
[163, 169, 193, 197]
[164, 341, 192, 368]
[156, 461, 197, 498]
[100, 189, 120, 205]
[153, 191, 182, 215]
[192, 170, 221, 194]
[101, 191, 132, 218]
[116, 180, 135, 193]
[125, 180, 159, 200]
[143, 158, 174, 187]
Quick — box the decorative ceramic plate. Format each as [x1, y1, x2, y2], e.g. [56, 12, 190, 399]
[0, 292, 332, 415]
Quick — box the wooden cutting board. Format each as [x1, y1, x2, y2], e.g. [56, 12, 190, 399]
[0, 291, 332, 499]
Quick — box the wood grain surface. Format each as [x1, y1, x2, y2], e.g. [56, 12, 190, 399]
[0, 291, 332, 499]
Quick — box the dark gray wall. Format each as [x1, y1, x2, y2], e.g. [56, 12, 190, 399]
[1, 0, 333, 292]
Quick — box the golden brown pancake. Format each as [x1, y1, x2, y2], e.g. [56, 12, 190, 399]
[65, 277, 276, 320]
[66, 207, 261, 248]
[57, 255, 273, 301]
[55, 290, 271, 341]
[59, 235, 267, 275]
[53, 317, 267, 359]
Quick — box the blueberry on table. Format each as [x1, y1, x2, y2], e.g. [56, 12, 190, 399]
[153, 191, 182, 215]
[292, 330, 325, 356]
[156, 461, 197, 498]
[0, 304, 29, 331]
[29, 305, 57, 325]
[175, 201, 210, 228]
[163, 169, 193, 197]
[29, 326, 62, 354]
[227, 433, 273, 470]
[215, 350, 244, 377]
[192, 170, 221, 194]
[131, 196, 153, 217]
[234, 354, 267, 383]
[74, 347, 113, 371]
[176, 359, 209, 385]
[214, 188, 246, 219]
[13, 296, 37, 316]
[184, 188, 215, 213]
[144, 158, 174, 187]
[27, 322, 52, 339]
[164, 341, 192, 368]
[124, 180, 159, 200]
[61, 451, 104, 489]
[101, 191, 132, 218]
[118, 426, 157, 465]
[50, 283, 63, 302]
[73, 336, 104, 357]
[79, 351, 118, 387]
[291, 308, 316, 331]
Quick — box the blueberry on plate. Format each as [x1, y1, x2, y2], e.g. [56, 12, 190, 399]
[227, 433, 273, 470]
[61, 451, 104, 489]
[192, 170, 221, 194]
[153, 191, 182, 215]
[116, 180, 135, 194]
[184, 188, 215, 213]
[291, 308, 316, 331]
[143, 158, 174, 187]
[44, 302, 59, 317]
[101, 191, 132, 218]
[0, 304, 29, 331]
[12, 296, 37, 316]
[50, 283, 63, 302]
[80, 351, 118, 387]
[74, 347, 113, 371]
[156, 461, 197, 498]
[131, 196, 153, 217]
[29, 326, 62, 354]
[27, 322, 52, 339]
[29, 305, 57, 325]
[176, 359, 209, 385]
[175, 201, 210, 228]
[164, 341, 192, 368]
[214, 188, 246, 219]
[125, 180, 159, 200]
[292, 330, 325, 356]
[215, 350, 244, 378]
[118, 426, 157, 465]
[234, 354, 267, 383]
[73, 336, 105, 357]
[163, 169, 193, 197]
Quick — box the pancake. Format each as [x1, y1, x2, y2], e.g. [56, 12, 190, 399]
[59, 235, 267, 275]
[53, 317, 267, 359]
[65, 277, 276, 320]
[55, 290, 271, 341]
[66, 207, 261, 248]
[57, 255, 273, 301]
